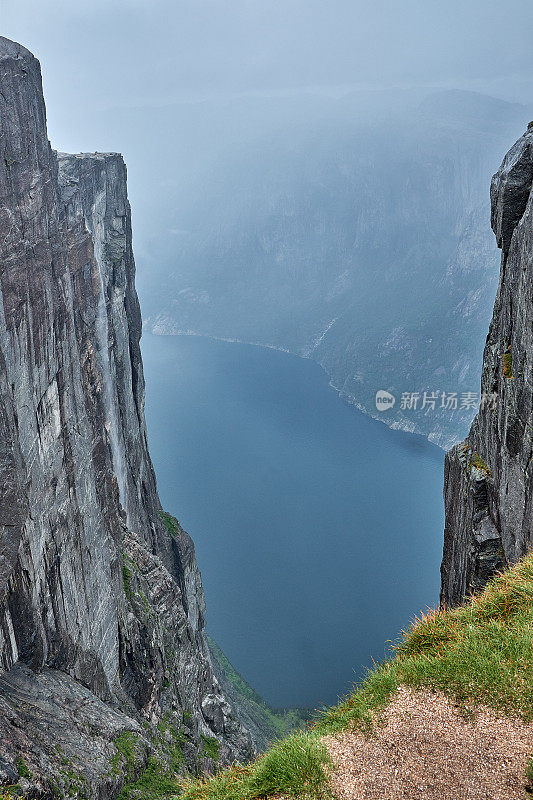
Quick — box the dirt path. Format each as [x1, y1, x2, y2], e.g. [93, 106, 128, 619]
[323, 686, 533, 799]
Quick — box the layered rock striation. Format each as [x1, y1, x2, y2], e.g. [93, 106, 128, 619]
[441, 129, 533, 606]
[0, 37, 252, 797]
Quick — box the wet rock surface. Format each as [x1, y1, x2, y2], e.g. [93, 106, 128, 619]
[0, 36, 252, 797]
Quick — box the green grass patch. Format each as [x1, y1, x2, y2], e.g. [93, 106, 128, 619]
[112, 729, 182, 800]
[155, 714, 185, 772]
[181, 555, 533, 799]
[179, 734, 332, 800]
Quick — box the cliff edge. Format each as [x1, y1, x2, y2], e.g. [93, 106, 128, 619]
[441, 127, 533, 606]
[0, 37, 252, 798]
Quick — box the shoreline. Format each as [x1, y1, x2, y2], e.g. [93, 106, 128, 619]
[142, 323, 453, 452]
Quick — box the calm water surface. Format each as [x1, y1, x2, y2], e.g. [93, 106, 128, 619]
[141, 333, 444, 708]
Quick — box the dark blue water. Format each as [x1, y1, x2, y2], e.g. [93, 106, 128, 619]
[141, 333, 444, 709]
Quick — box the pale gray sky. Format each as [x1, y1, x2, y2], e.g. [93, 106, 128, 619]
[2, 0, 533, 151]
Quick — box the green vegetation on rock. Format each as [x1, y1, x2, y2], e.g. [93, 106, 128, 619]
[158, 511, 181, 538]
[121, 553, 151, 614]
[117, 758, 179, 800]
[469, 452, 491, 476]
[110, 722, 185, 800]
[200, 736, 219, 762]
[1, 787, 23, 798]
[111, 732, 140, 780]
[122, 563, 134, 602]
[15, 759, 30, 780]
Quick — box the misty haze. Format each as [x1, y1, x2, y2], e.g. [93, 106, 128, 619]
[0, 2, 532, 798]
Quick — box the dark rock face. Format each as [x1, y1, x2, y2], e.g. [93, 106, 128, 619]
[0, 36, 252, 796]
[441, 130, 533, 606]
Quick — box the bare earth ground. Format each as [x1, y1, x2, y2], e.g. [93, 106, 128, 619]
[322, 686, 533, 800]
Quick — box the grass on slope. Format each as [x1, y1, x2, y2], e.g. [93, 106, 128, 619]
[180, 735, 332, 800]
[179, 554, 533, 800]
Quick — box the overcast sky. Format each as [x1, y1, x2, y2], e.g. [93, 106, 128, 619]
[2, 0, 533, 149]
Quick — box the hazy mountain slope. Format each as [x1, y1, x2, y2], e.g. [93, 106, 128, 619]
[136, 90, 531, 447]
[207, 638, 310, 752]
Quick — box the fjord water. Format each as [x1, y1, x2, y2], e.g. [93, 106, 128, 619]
[141, 333, 444, 709]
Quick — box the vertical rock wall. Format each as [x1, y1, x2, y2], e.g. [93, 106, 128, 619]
[0, 36, 252, 796]
[441, 129, 533, 606]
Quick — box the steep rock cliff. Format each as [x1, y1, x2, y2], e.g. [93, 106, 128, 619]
[0, 37, 252, 797]
[441, 129, 533, 606]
